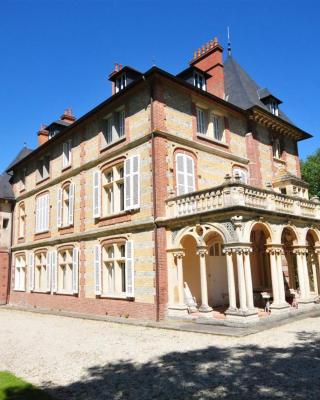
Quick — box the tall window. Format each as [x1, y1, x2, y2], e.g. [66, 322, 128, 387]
[102, 165, 124, 217]
[14, 254, 26, 291]
[58, 249, 73, 293]
[193, 71, 206, 90]
[93, 155, 140, 219]
[115, 74, 127, 93]
[175, 153, 195, 196]
[101, 108, 125, 148]
[35, 193, 49, 233]
[196, 108, 206, 134]
[94, 241, 134, 297]
[273, 138, 281, 159]
[233, 167, 248, 184]
[18, 203, 26, 238]
[62, 140, 72, 169]
[57, 183, 75, 228]
[34, 251, 49, 292]
[212, 114, 224, 142]
[37, 156, 50, 181]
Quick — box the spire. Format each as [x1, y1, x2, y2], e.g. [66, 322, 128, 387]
[227, 26, 232, 56]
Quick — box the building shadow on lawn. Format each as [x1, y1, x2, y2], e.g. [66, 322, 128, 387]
[5, 331, 320, 400]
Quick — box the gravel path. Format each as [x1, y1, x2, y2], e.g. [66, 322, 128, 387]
[1, 308, 320, 399]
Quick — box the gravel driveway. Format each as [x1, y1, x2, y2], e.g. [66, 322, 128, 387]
[0, 308, 320, 399]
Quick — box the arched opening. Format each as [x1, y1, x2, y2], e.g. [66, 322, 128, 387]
[181, 235, 201, 305]
[250, 223, 272, 308]
[281, 227, 299, 296]
[306, 230, 320, 294]
[205, 231, 228, 307]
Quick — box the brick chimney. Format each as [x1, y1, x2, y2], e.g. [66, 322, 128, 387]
[109, 63, 123, 95]
[37, 124, 49, 146]
[60, 108, 76, 124]
[190, 37, 224, 98]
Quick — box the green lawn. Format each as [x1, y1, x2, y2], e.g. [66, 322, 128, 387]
[0, 371, 54, 400]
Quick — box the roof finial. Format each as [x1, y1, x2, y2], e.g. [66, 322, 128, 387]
[227, 26, 232, 56]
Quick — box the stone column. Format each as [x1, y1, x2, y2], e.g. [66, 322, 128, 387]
[294, 249, 307, 299]
[243, 248, 255, 309]
[266, 248, 280, 304]
[315, 249, 320, 295]
[224, 248, 237, 311]
[197, 247, 212, 312]
[173, 251, 185, 306]
[236, 249, 248, 312]
[301, 249, 311, 298]
[311, 255, 319, 294]
[275, 249, 288, 304]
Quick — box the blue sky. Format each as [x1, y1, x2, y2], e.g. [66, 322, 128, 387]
[0, 0, 319, 172]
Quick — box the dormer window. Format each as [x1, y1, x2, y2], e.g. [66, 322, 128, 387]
[270, 100, 279, 116]
[115, 74, 127, 93]
[193, 71, 206, 90]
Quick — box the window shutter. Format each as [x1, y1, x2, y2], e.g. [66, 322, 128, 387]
[68, 139, 72, 165]
[125, 240, 134, 297]
[124, 158, 131, 210]
[28, 252, 34, 291]
[72, 247, 79, 294]
[35, 197, 39, 233]
[46, 252, 51, 292]
[94, 244, 101, 295]
[185, 156, 195, 193]
[51, 250, 57, 293]
[131, 155, 140, 209]
[68, 183, 75, 226]
[14, 259, 18, 290]
[119, 110, 125, 137]
[62, 142, 68, 168]
[57, 188, 63, 228]
[44, 193, 49, 231]
[176, 154, 186, 196]
[93, 170, 101, 218]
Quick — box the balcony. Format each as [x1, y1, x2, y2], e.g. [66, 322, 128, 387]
[165, 178, 320, 220]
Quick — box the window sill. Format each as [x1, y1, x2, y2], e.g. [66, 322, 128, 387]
[13, 288, 26, 292]
[36, 176, 50, 185]
[55, 291, 76, 296]
[273, 157, 286, 165]
[100, 136, 126, 153]
[99, 293, 134, 300]
[31, 290, 51, 294]
[62, 164, 72, 172]
[19, 188, 26, 194]
[58, 225, 74, 235]
[197, 134, 229, 148]
[99, 210, 127, 221]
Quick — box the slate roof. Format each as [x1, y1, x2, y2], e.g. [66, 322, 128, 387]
[224, 56, 292, 123]
[0, 146, 33, 200]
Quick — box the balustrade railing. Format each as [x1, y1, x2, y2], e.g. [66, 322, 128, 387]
[166, 182, 320, 219]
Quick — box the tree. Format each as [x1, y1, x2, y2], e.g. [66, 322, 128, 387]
[301, 149, 320, 198]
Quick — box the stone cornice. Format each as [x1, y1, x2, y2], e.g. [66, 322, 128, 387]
[11, 218, 155, 251]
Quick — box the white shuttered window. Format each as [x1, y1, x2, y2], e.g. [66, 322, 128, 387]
[93, 170, 102, 218]
[28, 252, 34, 291]
[62, 140, 72, 169]
[125, 241, 134, 297]
[176, 154, 195, 196]
[36, 193, 49, 233]
[196, 108, 206, 134]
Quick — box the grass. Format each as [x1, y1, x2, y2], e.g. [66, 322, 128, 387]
[0, 371, 54, 400]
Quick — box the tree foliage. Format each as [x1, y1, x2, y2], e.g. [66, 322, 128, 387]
[301, 149, 320, 198]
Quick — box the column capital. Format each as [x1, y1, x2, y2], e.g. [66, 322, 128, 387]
[196, 246, 208, 257]
[223, 246, 252, 255]
[265, 245, 283, 255]
[172, 250, 185, 259]
[292, 247, 308, 255]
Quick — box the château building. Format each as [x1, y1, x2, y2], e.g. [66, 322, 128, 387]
[3, 37, 320, 323]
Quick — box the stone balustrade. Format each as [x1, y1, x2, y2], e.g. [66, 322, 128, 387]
[166, 182, 320, 219]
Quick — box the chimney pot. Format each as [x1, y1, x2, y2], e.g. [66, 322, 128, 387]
[60, 108, 76, 124]
[37, 125, 49, 146]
